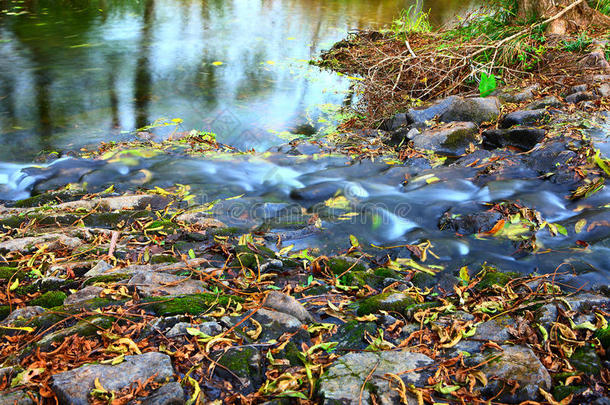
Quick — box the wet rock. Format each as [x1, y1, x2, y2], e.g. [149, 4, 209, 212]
[406, 96, 460, 124]
[438, 97, 501, 124]
[84, 260, 113, 277]
[263, 291, 314, 323]
[526, 96, 561, 110]
[410, 122, 479, 155]
[500, 109, 547, 128]
[127, 271, 207, 297]
[251, 308, 309, 344]
[334, 321, 378, 350]
[380, 112, 411, 131]
[565, 91, 598, 104]
[571, 346, 602, 375]
[0, 390, 35, 405]
[63, 286, 104, 306]
[166, 321, 222, 338]
[175, 211, 226, 228]
[479, 345, 551, 403]
[214, 347, 264, 394]
[483, 127, 545, 151]
[0, 234, 82, 254]
[318, 350, 433, 404]
[357, 291, 418, 316]
[137, 382, 184, 405]
[57, 195, 171, 212]
[439, 209, 502, 234]
[290, 181, 343, 203]
[1, 306, 46, 325]
[51, 352, 174, 405]
[565, 293, 610, 312]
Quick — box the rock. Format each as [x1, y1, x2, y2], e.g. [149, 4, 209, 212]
[479, 345, 551, 403]
[1, 306, 46, 325]
[500, 109, 547, 128]
[166, 321, 222, 338]
[494, 85, 538, 103]
[357, 292, 418, 316]
[37, 316, 114, 349]
[214, 347, 264, 394]
[571, 346, 602, 375]
[483, 127, 545, 151]
[33, 276, 66, 291]
[63, 286, 104, 306]
[438, 97, 501, 124]
[263, 291, 314, 323]
[439, 209, 502, 235]
[334, 321, 378, 350]
[56, 195, 171, 212]
[176, 211, 226, 228]
[51, 352, 174, 405]
[406, 96, 460, 124]
[410, 122, 479, 155]
[84, 260, 113, 277]
[569, 84, 588, 94]
[380, 112, 411, 131]
[0, 234, 82, 254]
[598, 83, 610, 98]
[127, 272, 207, 297]
[251, 308, 309, 344]
[526, 96, 562, 110]
[318, 350, 433, 404]
[137, 382, 184, 405]
[0, 390, 35, 405]
[565, 91, 598, 104]
[565, 293, 610, 312]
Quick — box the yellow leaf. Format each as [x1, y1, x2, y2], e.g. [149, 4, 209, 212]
[94, 378, 107, 393]
[355, 314, 377, 321]
[9, 278, 19, 291]
[246, 319, 262, 340]
[212, 61, 223, 66]
[575, 218, 586, 233]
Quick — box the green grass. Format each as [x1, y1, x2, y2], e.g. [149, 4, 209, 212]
[590, 0, 610, 15]
[390, 4, 431, 38]
[562, 33, 592, 52]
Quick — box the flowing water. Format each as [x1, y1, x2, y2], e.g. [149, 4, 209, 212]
[0, 0, 608, 285]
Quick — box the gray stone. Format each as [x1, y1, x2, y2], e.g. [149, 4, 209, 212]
[84, 260, 113, 277]
[33, 276, 66, 290]
[494, 85, 539, 103]
[569, 84, 588, 94]
[37, 316, 113, 350]
[483, 127, 545, 151]
[166, 321, 222, 338]
[0, 234, 82, 254]
[411, 122, 479, 155]
[598, 83, 610, 98]
[250, 308, 309, 344]
[479, 345, 551, 403]
[51, 352, 174, 405]
[438, 97, 501, 124]
[263, 291, 314, 323]
[127, 272, 207, 297]
[526, 96, 561, 110]
[2, 306, 46, 325]
[500, 109, 548, 128]
[406, 96, 460, 124]
[176, 211, 226, 228]
[136, 382, 184, 405]
[0, 390, 34, 405]
[318, 350, 433, 405]
[380, 112, 411, 131]
[565, 91, 598, 104]
[64, 286, 104, 306]
[565, 293, 610, 312]
[56, 195, 171, 212]
[214, 347, 264, 394]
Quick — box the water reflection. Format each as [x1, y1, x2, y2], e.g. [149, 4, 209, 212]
[0, 0, 477, 161]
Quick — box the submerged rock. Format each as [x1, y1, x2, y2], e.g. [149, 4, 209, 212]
[51, 352, 174, 405]
[318, 350, 433, 404]
[483, 127, 545, 151]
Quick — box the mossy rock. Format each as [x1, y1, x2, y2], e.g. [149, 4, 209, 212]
[356, 291, 419, 316]
[411, 271, 436, 289]
[150, 255, 180, 265]
[595, 326, 610, 350]
[36, 315, 115, 349]
[0, 267, 28, 280]
[143, 293, 243, 316]
[83, 273, 130, 286]
[570, 346, 602, 375]
[30, 291, 67, 308]
[475, 270, 519, 290]
[232, 245, 276, 269]
[12, 191, 83, 208]
[214, 346, 264, 392]
[552, 385, 586, 401]
[64, 297, 128, 311]
[334, 320, 378, 350]
[278, 340, 302, 367]
[327, 257, 366, 276]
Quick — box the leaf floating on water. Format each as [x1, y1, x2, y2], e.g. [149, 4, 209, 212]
[480, 219, 505, 236]
[574, 218, 586, 233]
[211, 61, 223, 66]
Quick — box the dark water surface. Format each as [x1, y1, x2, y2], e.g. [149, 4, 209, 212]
[0, 0, 475, 160]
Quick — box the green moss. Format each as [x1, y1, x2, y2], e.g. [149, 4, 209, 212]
[327, 258, 366, 275]
[280, 341, 303, 366]
[0, 306, 10, 321]
[411, 271, 436, 288]
[30, 291, 67, 308]
[595, 326, 610, 350]
[216, 347, 262, 380]
[570, 346, 601, 375]
[64, 297, 128, 311]
[553, 385, 585, 401]
[476, 270, 519, 290]
[144, 293, 243, 316]
[356, 291, 419, 316]
[0, 267, 28, 280]
[12, 191, 80, 208]
[150, 255, 179, 264]
[335, 321, 378, 350]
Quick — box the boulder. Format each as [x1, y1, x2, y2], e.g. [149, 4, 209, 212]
[410, 122, 479, 155]
[500, 109, 547, 128]
[483, 128, 545, 151]
[494, 85, 538, 103]
[406, 96, 460, 124]
[138, 382, 184, 405]
[526, 96, 561, 110]
[50, 352, 174, 405]
[565, 91, 598, 104]
[127, 272, 207, 297]
[263, 291, 314, 323]
[479, 345, 551, 403]
[318, 350, 433, 404]
[438, 97, 501, 124]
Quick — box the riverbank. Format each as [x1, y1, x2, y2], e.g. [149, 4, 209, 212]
[0, 5, 609, 405]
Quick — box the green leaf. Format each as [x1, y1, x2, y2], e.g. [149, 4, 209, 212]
[479, 72, 497, 97]
[349, 234, 359, 247]
[188, 249, 196, 259]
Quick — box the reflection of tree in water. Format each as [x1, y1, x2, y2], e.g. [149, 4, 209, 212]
[134, 0, 154, 130]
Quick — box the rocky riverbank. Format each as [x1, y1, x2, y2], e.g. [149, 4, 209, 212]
[0, 12, 609, 405]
